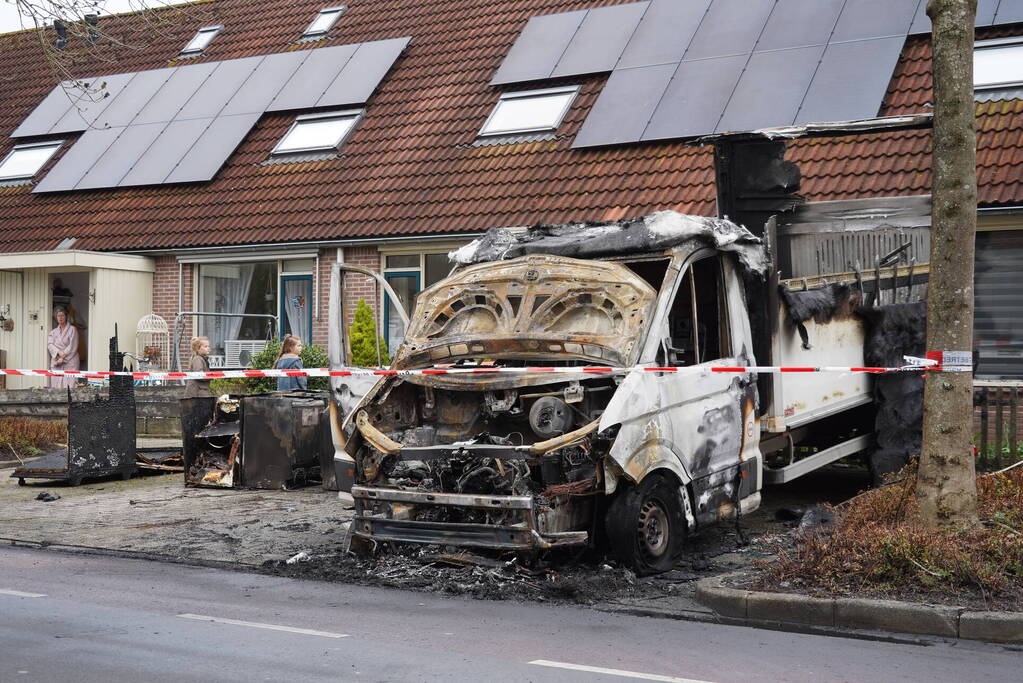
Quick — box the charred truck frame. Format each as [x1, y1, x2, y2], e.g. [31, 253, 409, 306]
[335, 133, 931, 574]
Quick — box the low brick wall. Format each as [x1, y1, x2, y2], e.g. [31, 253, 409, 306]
[0, 386, 185, 437]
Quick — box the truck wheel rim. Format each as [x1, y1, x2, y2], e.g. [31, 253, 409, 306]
[638, 499, 669, 558]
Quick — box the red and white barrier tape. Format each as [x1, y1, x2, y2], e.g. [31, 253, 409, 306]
[5, 356, 970, 381]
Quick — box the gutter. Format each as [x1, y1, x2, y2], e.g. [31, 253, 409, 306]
[124, 232, 483, 257]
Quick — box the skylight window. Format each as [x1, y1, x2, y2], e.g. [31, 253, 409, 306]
[479, 86, 579, 137]
[304, 6, 346, 37]
[181, 25, 223, 56]
[272, 110, 361, 155]
[0, 141, 63, 181]
[975, 38, 1023, 90]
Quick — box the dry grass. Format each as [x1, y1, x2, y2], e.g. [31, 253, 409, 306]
[0, 417, 67, 459]
[757, 465, 1023, 609]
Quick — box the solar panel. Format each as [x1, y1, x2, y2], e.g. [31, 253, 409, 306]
[795, 37, 906, 125]
[831, 0, 920, 42]
[222, 50, 309, 116]
[118, 118, 212, 187]
[11, 84, 76, 138]
[641, 55, 747, 141]
[74, 122, 166, 189]
[616, 0, 710, 69]
[315, 37, 410, 108]
[93, 68, 175, 129]
[175, 56, 263, 121]
[48, 72, 137, 135]
[910, 0, 999, 33]
[994, 0, 1023, 24]
[165, 112, 261, 183]
[716, 46, 825, 133]
[134, 63, 219, 125]
[269, 44, 359, 111]
[489, 10, 587, 85]
[683, 0, 775, 60]
[755, 0, 844, 51]
[551, 2, 648, 78]
[33, 127, 123, 193]
[572, 63, 675, 148]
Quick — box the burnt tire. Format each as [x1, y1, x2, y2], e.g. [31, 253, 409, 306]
[605, 473, 687, 576]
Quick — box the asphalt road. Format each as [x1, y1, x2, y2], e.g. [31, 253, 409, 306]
[0, 546, 1018, 683]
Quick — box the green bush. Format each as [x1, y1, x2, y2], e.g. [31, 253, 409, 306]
[213, 340, 329, 394]
[349, 299, 390, 367]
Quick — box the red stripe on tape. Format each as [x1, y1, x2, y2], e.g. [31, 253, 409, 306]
[711, 367, 748, 372]
[780, 368, 817, 372]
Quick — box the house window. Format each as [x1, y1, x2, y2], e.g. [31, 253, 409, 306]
[974, 38, 1023, 90]
[272, 110, 361, 155]
[382, 252, 457, 355]
[180, 25, 223, 56]
[304, 6, 346, 37]
[479, 86, 579, 137]
[0, 141, 63, 181]
[197, 262, 278, 367]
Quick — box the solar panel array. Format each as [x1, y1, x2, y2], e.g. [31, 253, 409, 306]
[491, 0, 1023, 148]
[12, 37, 410, 193]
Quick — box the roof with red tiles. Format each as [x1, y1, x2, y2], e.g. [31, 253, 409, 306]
[0, 0, 1019, 253]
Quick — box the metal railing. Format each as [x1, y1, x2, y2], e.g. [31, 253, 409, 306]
[974, 380, 1023, 470]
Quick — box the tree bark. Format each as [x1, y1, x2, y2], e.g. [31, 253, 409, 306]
[917, 0, 978, 526]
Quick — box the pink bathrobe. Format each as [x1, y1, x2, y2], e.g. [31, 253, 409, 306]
[47, 323, 80, 388]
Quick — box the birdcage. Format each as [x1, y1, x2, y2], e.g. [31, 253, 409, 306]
[136, 314, 170, 372]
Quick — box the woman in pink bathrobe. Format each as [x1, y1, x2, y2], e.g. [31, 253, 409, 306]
[47, 306, 80, 388]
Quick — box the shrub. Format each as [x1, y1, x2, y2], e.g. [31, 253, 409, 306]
[212, 340, 329, 394]
[349, 299, 390, 367]
[0, 417, 66, 458]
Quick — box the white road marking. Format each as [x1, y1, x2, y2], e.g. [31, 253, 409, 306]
[176, 613, 348, 639]
[529, 660, 714, 683]
[0, 589, 46, 598]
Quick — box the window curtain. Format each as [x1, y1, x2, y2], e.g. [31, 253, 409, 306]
[200, 264, 255, 351]
[283, 279, 311, 343]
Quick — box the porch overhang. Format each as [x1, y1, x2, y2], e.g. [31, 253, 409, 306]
[0, 250, 154, 273]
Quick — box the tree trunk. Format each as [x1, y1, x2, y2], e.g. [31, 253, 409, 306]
[917, 0, 978, 526]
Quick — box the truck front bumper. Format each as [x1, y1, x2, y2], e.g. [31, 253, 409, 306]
[351, 485, 588, 550]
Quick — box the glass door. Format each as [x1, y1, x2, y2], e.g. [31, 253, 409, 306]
[280, 275, 313, 342]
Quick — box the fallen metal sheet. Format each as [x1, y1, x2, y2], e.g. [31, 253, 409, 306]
[135, 447, 184, 472]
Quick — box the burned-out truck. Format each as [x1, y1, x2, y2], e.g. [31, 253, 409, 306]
[336, 211, 919, 573]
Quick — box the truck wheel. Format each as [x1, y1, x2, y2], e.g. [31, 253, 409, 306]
[605, 472, 687, 575]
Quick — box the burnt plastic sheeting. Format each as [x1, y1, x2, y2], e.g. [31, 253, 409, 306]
[489, 9, 587, 85]
[616, 0, 711, 69]
[33, 127, 123, 193]
[794, 36, 907, 126]
[859, 302, 926, 485]
[574, 63, 676, 148]
[551, 2, 649, 78]
[779, 282, 854, 350]
[240, 393, 327, 489]
[67, 398, 136, 480]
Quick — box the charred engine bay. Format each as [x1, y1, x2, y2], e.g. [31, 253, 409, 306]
[356, 376, 614, 526]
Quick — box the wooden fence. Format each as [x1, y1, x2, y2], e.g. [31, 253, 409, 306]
[975, 380, 1023, 471]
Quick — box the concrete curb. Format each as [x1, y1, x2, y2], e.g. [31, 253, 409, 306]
[695, 573, 1023, 644]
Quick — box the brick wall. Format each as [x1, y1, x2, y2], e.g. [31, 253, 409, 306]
[311, 248, 335, 349]
[340, 245, 382, 330]
[152, 255, 192, 370]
